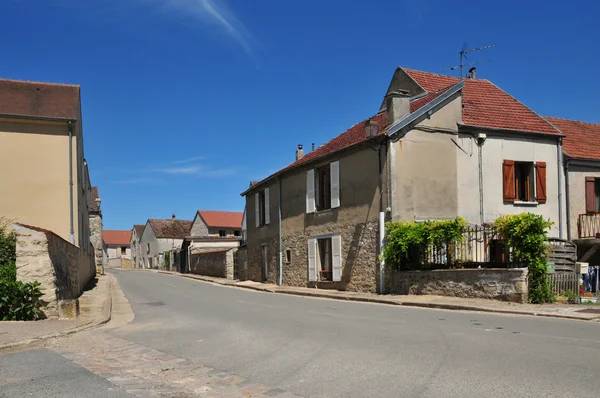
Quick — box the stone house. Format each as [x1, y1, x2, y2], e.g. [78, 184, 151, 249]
[139, 217, 192, 269]
[88, 186, 103, 272]
[0, 78, 93, 254]
[130, 224, 145, 268]
[242, 66, 567, 293]
[189, 210, 243, 238]
[103, 230, 132, 268]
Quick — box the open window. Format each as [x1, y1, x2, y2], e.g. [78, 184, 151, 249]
[219, 230, 226, 237]
[502, 160, 546, 203]
[306, 161, 340, 213]
[121, 247, 127, 255]
[254, 187, 270, 227]
[585, 177, 600, 213]
[308, 236, 342, 282]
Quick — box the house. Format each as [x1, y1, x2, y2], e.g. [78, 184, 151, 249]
[0, 78, 93, 250]
[130, 224, 145, 268]
[189, 210, 243, 237]
[89, 186, 103, 272]
[103, 229, 132, 267]
[139, 216, 192, 269]
[241, 66, 566, 293]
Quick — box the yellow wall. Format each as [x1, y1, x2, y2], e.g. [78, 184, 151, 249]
[0, 117, 84, 245]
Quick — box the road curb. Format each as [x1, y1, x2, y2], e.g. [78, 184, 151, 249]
[0, 274, 114, 352]
[157, 270, 600, 322]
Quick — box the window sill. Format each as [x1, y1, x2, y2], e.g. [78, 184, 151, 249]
[514, 201, 538, 206]
[314, 208, 334, 216]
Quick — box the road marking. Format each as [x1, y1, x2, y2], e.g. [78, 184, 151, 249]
[475, 326, 600, 344]
[164, 282, 177, 288]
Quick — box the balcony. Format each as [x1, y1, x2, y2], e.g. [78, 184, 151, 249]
[577, 214, 600, 239]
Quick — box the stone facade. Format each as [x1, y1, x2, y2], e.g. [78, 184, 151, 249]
[247, 237, 279, 284]
[391, 268, 528, 303]
[234, 246, 247, 280]
[189, 249, 234, 279]
[14, 223, 95, 319]
[89, 214, 103, 273]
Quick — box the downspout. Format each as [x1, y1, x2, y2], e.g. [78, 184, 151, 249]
[476, 134, 486, 225]
[565, 158, 571, 241]
[378, 141, 386, 294]
[68, 121, 75, 244]
[557, 137, 564, 239]
[277, 177, 283, 286]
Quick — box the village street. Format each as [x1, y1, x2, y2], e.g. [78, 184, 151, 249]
[2, 269, 600, 398]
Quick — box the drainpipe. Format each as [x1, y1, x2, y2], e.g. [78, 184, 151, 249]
[378, 142, 386, 294]
[476, 134, 486, 225]
[565, 158, 571, 241]
[277, 177, 283, 286]
[557, 137, 564, 239]
[68, 121, 75, 244]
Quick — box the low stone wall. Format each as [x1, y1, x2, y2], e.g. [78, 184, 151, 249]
[14, 223, 95, 319]
[391, 268, 528, 303]
[234, 246, 248, 280]
[189, 249, 234, 279]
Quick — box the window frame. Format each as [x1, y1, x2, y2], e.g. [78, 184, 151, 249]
[514, 161, 535, 202]
[315, 165, 332, 211]
[120, 246, 127, 255]
[317, 237, 333, 281]
[219, 230, 226, 237]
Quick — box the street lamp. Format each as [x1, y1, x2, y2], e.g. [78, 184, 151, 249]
[365, 118, 379, 138]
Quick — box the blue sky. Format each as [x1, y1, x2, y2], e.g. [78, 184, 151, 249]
[2, 0, 599, 229]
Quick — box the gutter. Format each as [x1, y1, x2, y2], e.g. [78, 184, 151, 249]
[68, 121, 75, 244]
[0, 112, 76, 123]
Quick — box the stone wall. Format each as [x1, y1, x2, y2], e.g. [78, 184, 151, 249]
[282, 220, 379, 293]
[247, 237, 279, 284]
[234, 246, 247, 280]
[391, 268, 528, 303]
[189, 249, 234, 279]
[14, 223, 95, 318]
[89, 213, 103, 273]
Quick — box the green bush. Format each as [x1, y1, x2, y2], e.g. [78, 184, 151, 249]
[383, 218, 468, 270]
[493, 213, 554, 304]
[0, 217, 16, 266]
[0, 263, 44, 320]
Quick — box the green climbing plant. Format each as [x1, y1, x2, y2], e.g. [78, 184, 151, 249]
[493, 213, 554, 304]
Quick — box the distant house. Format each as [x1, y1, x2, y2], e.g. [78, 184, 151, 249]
[190, 210, 243, 237]
[139, 216, 192, 269]
[103, 230, 132, 268]
[130, 224, 145, 268]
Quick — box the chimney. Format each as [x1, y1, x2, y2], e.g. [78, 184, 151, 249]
[296, 144, 304, 161]
[312, 143, 315, 151]
[468, 67, 477, 79]
[385, 89, 410, 126]
[172, 213, 176, 220]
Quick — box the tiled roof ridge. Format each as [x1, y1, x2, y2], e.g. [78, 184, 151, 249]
[484, 80, 562, 135]
[312, 110, 387, 152]
[0, 78, 80, 88]
[545, 116, 599, 126]
[400, 67, 491, 84]
[198, 210, 243, 214]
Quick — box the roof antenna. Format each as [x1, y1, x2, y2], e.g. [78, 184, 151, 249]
[443, 43, 496, 78]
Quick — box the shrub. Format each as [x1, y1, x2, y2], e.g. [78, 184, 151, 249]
[383, 218, 468, 270]
[493, 213, 554, 304]
[0, 217, 16, 266]
[0, 263, 44, 320]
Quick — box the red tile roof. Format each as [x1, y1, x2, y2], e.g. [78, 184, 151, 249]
[545, 117, 600, 160]
[103, 230, 132, 246]
[402, 68, 561, 135]
[0, 79, 80, 120]
[409, 85, 454, 113]
[148, 219, 192, 239]
[197, 210, 243, 229]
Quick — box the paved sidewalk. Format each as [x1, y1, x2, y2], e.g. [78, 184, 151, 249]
[0, 273, 114, 350]
[156, 270, 600, 322]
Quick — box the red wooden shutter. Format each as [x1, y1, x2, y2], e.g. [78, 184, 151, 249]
[585, 177, 596, 213]
[502, 160, 516, 202]
[535, 162, 547, 203]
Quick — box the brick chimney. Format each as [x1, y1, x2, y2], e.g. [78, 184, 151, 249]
[172, 213, 176, 220]
[296, 144, 304, 161]
[385, 89, 410, 126]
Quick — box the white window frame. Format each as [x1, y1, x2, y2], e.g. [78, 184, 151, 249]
[307, 161, 340, 213]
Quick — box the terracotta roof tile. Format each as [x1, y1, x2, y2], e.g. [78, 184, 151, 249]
[0, 79, 80, 120]
[402, 68, 560, 135]
[103, 230, 132, 246]
[149, 219, 192, 239]
[197, 210, 243, 229]
[545, 117, 600, 160]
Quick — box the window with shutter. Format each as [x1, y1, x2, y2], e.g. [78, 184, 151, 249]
[306, 170, 316, 213]
[585, 177, 598, 213]
[331, 235, 342, 282]
[264, 187, 270, 225]
[307, 239, 317, 282]
[502, 160, 516, 202]
[330, 161, 340, 208]
[535, 162, 547, 203]
[255, 192, 260, 228]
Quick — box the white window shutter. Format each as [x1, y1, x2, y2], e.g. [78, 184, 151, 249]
[264, 187, 270, 225]
[308, 239, 317, 282]
[332, 235, 342, 282]
[306, 169, 316, 213]
[255, 193, 260, 228]
[330, 161, 340, 208]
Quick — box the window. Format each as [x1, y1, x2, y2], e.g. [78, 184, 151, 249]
[147, 243, 150, 254]
[255, 187, 270, 227]
[285, 248, 292, 264]
[306, 161, 340, 213]
[502, 160, 546, 203]
[585, 177, 600, 213]
[219, 230, 226, 237]
[121, 247, 127, 255]
[308, 236, 342, 282]
[234, 230, 241, 237]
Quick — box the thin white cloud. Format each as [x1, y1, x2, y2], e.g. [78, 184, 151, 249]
[172, 156, 205, 164]
[156, 163, 235, 177]
[159, 165, 202, 175]
[112, 177, 159, 184]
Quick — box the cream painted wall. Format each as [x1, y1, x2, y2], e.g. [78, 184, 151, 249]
[189, 240, 240, 249]
[566, 164, 600, 239]
[138, 222, 183, 269]
[105, 245, 131, 259]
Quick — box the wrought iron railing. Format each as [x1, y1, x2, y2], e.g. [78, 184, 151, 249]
[577, 214, 600, 239]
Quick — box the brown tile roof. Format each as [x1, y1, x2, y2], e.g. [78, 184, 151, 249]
[103, 230, 132, 246]
[0, 79, 80, 120]
[197, 210, 243, 229]
[89, 186, 100, 213]
[545, 117, 600, 160]
[133, 224, 145, 239]
[402, 68, 561, 135]
[149, 219, 192, 239]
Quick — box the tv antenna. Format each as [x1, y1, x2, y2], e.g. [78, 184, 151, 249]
[444, 44, 496, 78]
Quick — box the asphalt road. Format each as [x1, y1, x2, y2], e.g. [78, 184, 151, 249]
[108, 270, 600, 398]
